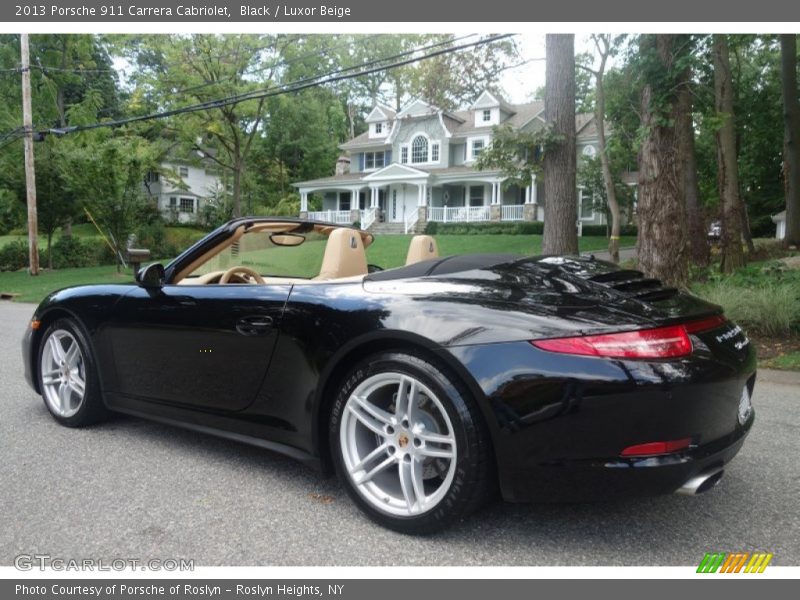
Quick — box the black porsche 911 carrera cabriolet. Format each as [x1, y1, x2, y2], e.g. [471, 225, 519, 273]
[22, 217, 755, 533]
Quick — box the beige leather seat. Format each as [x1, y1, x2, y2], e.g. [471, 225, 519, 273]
[405, 235, 439, 265]
[315, 227, 369, 280]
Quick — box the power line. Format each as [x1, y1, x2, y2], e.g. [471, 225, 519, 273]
[37, 34, 512, 137]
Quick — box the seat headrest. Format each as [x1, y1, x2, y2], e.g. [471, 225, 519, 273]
[405, 235, 439, 265]
[316, 227, 368, 280]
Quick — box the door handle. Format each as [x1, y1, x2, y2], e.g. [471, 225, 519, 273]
[236, 315, 274, 335]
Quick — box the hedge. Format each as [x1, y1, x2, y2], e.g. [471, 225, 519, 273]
[423, 220, 637, 237]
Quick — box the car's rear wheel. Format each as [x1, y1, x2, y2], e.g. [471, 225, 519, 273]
[330, 351, 494, 533]
[38, 318, 108, 427]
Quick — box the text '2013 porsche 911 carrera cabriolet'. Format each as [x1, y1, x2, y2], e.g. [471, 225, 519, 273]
[22, 217, 755, 533]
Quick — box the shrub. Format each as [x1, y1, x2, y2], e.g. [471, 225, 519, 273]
[749, 215, 777, 239]
[693, 279, 800, 336]
[424, 221, 544, 235]
[0, 240, 30, 271]
[580, 224, 638, 237]
[49, 236, 100, 269]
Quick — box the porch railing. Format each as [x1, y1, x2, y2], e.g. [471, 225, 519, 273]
[501, 205, 524, 221]
[307, 210, 352, 225]
[361, 207, 377, 230]
[404, 207, 420, 234]
[427, 205, 491, 223]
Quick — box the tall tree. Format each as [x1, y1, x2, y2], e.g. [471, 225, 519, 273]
[580, 34, 622, 262]
[676, 56, 709, 266]
[713, 34, 745, 272]
[542, 34, 578, 255]
[636, 34, 690, 286]
[123, 35, 279, 217]
[781, 34, 800, 246]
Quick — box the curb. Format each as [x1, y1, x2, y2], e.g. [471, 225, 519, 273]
[757, 369, 800, 386]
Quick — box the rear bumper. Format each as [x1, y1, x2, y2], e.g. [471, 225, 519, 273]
[448, 338, 757, 503]
[502, 412, 752, 502]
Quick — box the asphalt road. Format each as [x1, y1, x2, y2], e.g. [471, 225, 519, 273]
[1, 301, 798, 566]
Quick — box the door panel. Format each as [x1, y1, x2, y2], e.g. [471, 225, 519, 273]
[106, 284, 291, 412]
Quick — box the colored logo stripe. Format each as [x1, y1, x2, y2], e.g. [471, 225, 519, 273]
[697, 552, 773, 573]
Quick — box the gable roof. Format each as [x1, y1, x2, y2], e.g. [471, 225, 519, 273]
[470, 90, 516, 114]
[365, 104, 397, 122]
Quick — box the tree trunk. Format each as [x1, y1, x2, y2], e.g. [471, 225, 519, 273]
[593, 39, 621, 263]
[676, 68, 709, 266]
[636, 35, 689, 287]
[781, 34, 800, 246]
[47, 231, 53, 270]
[713, 34, 745, 273]
[232, 151, 242, 218]
[542, 34, 578, 255]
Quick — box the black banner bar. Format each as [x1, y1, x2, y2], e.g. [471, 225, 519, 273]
[4, 0, 800, 23]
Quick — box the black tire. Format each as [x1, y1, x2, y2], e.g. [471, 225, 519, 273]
[329, 350, 495, 534]
[37, 318, 109, 427]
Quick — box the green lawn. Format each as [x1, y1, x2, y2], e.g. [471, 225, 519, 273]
[761, 351, 800, 371]
[0, 233, 635, 304]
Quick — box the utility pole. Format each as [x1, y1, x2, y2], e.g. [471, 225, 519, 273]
[21, 33, 39, 275]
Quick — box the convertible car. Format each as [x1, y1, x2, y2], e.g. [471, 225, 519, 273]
[22, 217, 755, 533]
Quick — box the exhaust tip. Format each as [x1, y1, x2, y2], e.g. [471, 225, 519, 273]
[676, 467, 724, 496]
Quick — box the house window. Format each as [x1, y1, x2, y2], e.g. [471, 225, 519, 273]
[169, 196, 177, 208]
[411, 135, 428, 164]
[375, 123, 382, 134]
[179, 166, 189, 177]
[580, 189, 594, 219]
[469, 186, 484, 207]
[364, 151, 385, 170]
[471, 139, 485, 159]
[401, 147, 408, 164]
[145, 171, 159, 183]
[431, 142, 440, 163]
[339, 192, 351, 211]
[179, 197, 194, 213]
[482, 109, 492, 122]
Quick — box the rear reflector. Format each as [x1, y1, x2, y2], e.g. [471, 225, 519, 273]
[531, 315, 727, 359]
[620, 437, 692, 457]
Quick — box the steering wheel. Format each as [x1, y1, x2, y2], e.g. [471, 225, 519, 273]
[219, 265, 266, 284]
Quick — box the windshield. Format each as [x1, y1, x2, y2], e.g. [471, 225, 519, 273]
[189, 229, 329, 279]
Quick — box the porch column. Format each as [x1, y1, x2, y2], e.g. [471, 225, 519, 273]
[524, 185, 531, 204]
[371, 186, 378, 208]
[300, 192, 308, 212]
[420, 183, 428, 207]
[496, 181, 503, 205]
[531, 175, 538, 205]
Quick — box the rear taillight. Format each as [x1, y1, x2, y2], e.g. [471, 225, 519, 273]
[531, 315, 726, 360]
[620, 437, 692, 457]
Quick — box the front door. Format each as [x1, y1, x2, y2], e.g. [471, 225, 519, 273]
[106, 284, 291, 412]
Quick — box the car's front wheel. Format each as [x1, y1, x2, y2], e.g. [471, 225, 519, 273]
[330, 351, 494, 533]
[38, 318, 108, 427]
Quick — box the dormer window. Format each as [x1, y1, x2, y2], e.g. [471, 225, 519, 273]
[375, 123, 383, 134]
[482, 109, 492, 122]
[403, 134, 441, 165]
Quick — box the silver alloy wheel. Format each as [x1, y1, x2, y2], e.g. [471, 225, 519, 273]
[40, 329, 86, 419]
[339, 372, 457, 517]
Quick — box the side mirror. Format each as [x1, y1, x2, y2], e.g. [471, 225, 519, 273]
[136, 263, 166, 289]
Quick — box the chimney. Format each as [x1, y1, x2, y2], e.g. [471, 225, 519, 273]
[335, 155, 351, 175]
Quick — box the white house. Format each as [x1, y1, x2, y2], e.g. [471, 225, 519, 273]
[293, 90, 608, 233]
[144, 159, 223, 224]
[772, 210, 786, 240]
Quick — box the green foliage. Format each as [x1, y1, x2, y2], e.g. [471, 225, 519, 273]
[692, 261, 800, 336]
[55, 131, 160, 254]
[0, 189, 24, 235]
[424, 221, 545, 235]
[474, 125, 559, 187]
[0, 240, 30, 271]
[580, 224, 639, 237]
[48, 236, 103, 269]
